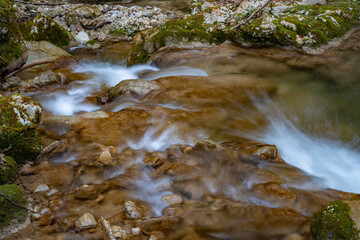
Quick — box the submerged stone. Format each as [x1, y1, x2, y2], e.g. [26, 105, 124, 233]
[75, 212, 97, 230]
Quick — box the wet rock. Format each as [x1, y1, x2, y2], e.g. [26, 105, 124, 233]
[0, 156, 18, 185]
[96, 149, 113, 165]
[0, 94, 43, 164]
[0, 184, 28, 229]
[0, 0, 27, 77]
[194, 140, 220, 151]
[112, 225, 127, 239]
[24, 13, 71, 47]
[75, 184, 99, 200]
[31, 213, 41, 221]
[34, 184, 49, 193]
[311, 200, 360, 240]
[40, 208, 51, 215]
[85, 40, 101, 50]
[137, 216, 179, 235]
[46, 189, 59, 197]
[97, 79, 160, 104]
[37, 139, 67, 162]
[75, 213, 97, 230]
[1, 76, 21, 91]
[124, 201, 142, 220]
[252, 182, 296, 207]
[161, 194, 183, 205]
[132, 227, 141, 235]
[25, 41, 75, 66]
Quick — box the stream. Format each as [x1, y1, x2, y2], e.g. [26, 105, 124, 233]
[8, 35, 360, 239]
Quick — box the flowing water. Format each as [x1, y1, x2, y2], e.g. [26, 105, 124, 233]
[8, 34, 360, 239]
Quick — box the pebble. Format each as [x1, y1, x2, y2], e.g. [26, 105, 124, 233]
[112, 226, 127, 239]
[34, 184, 49, 193]
[31, 213, 41, 221]
[96, 149, 113, 165]
[132, 227, 141, 235]
[75, 213, 97, 229]
[149, 235, 158, 240]
[40, 208, 51, 215]
[161, 194, 183, 205]
[47, 189, 59, 197]
[124, 201, 142, 220]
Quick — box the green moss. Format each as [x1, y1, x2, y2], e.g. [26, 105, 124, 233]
[311, 200, 360, 240]
[0, 0, 24, 73]
[0, 95, 43, 164]
[128, 14, 228, 65]
[0, 184, 27, 228]
[230, 0, 360, 48]
[0, 156, 18, 185]
[24, 13, 70, 47]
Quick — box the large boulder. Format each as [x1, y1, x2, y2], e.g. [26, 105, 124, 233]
[24, 13, 72, 48]
[311, 200, 360, 240]
[0, 0, 27, 77]
[0, 184, 28, 229]
[0, 156, 18, 185]
[0, 94, 43, 164]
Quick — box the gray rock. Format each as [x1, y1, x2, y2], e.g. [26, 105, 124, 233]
[75, 213, 97, 229]
[34, 184, 49, 193]
[124, 201, 141, 220]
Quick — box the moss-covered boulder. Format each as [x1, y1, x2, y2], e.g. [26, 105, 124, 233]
[0, 94, 43, 164]
[65, 5, 102, 27]
[230, 1, 360, 48]
[128, 14, 228, 65]
[24, 13, 71, 48]
[0, 156, 18, 185]
[128, 0, 360, 65]
[311, 200, 360, 240]
[0, 0, 27, 77]
[0, 184, 28, 229]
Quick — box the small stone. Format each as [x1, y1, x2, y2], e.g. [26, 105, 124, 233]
[31, 213, 41, 221]
[161, 194, 183, 205]
[96, 149, 113, 165]
[124, 201, 141, 220]
[132, 227, 141, 235]
[194, 140, 220, 151]
[75, 31, 90, 44]
[40, 208, 51, 215]
[112, 226, 127, 239]
[95, 195, 104, 203]
[47, 189, 59, 197]
[34, 184, 49, 193]
[75, 184, 98, 200]
[149, 235, 158, 240]
[75, 213, 97, 229]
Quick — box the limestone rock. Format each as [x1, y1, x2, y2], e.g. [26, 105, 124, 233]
[33, 184, 49, 193]
[75, 213, 97, 230]
[161, 194, 183, 205]
[123, 201, 142, 220]
[75, 185, 99, 200]
[112, 226, 127, 239]
[96, 149, 113, 165]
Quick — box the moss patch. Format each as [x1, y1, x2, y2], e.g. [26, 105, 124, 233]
[128, 14, 228, 65]
[0, 94, 43, 164]
[0, 0, 24, 74]
[0, 184, 27, 229]
[0, 156, 18, 185]
[311, 200, 360, 240]
[23, 13, 71, 47]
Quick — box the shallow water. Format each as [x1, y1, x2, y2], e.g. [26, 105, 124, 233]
[11, 37, 360, 239]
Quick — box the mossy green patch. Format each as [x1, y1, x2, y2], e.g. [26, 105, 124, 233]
[0, 94, 43, 164]
[311, 200, 360, 240]
[0, 156, 18, 185]
[0, 0, 24, 74]
[23, 13, 71, 47]
[0, 184, 27, 228]
[128, 14, 228, 65]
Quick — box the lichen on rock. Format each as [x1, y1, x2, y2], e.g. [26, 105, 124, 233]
[24, 13, 72, 47]
[0, 94, 43, 164]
